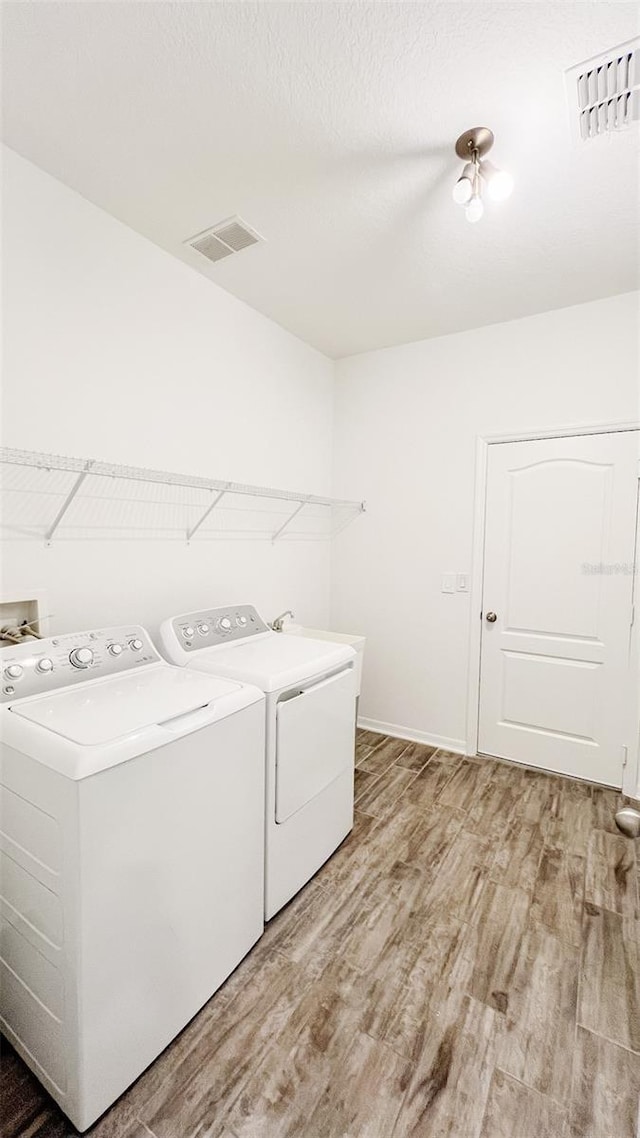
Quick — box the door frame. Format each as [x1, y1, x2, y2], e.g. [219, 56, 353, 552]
[465, 419, 640, 796]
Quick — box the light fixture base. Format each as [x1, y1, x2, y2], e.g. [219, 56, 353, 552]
[455, 127, 494, 160]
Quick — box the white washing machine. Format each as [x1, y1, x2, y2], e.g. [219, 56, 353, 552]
[160, 605, 356, 920]
[0, 624, 265, 1132]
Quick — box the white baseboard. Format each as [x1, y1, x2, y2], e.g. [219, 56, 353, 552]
[356, 716, 466, 756]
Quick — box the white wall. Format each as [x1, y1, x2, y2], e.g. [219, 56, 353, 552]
[332, 292, 640, 752]
[1, 146, 335, 638]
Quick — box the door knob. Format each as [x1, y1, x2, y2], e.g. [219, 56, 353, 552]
[485, 611, 497, 623]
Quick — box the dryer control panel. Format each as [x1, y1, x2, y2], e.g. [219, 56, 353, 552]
[1, 626, 160, 702]
[170, 604, 268, 652]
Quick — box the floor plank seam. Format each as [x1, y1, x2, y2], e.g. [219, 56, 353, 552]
[354, 770, 385, 802]
[136, 1120, 159, 1137]
[491, 1066, 571, 1112]
[574, 1022, 640, 1058]
[362, 1027, 416, 1066]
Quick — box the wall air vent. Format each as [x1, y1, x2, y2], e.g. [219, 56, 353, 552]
[185, 216, 264, 265]
[565, 37, 640, 142]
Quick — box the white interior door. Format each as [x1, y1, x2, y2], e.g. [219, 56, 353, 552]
[478, 430, 638, 786]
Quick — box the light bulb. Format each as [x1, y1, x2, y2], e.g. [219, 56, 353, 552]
[453, 176, 473, 204]
[452, 163, 475, 204]
[481, 160, 514, 202]
[465, 195, 484, 223]
[487, 170, 514, 202]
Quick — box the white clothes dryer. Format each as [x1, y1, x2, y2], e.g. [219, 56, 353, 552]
[0, 624, 265, 1132]
[160, 605, 356, 920]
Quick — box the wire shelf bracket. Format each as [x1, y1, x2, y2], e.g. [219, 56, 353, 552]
[186, 485, 231, 543]
[45, 460, 95, 545]
[271, 499, 309, 542]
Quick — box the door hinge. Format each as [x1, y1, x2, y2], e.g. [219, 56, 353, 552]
[622, 744, 629, 769]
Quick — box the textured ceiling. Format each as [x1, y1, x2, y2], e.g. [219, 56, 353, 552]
[2, 1, 639, 358]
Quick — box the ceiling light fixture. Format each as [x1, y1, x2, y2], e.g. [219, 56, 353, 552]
[452, 127, 513, 222]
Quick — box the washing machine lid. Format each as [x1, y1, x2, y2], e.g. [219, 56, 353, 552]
[185, 633, 355, 692]
[10, 666, 244, 746]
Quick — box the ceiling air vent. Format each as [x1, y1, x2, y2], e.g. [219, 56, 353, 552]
[185, 216, 264, 265]
[565, 37, 640, 142]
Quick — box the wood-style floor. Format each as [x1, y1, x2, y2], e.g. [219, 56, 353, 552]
[2, 732, 639, 1138]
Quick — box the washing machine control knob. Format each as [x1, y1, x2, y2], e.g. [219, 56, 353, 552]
[36, 658, 54, 673]
[236, 615, 247, 627]
[129, 639, 143, 651]
[219, 617, 232, 632]
[69, 647, 94, 669]
[183, 625, 195, 639]
[5, 664, 23, 680]
[108, 643, 123, 656]
[197, 623, 210, 635]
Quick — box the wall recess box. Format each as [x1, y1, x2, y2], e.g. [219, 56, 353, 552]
[0, 592, 49, 641]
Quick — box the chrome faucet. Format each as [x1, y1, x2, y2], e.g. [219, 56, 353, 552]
[270, 610, 295, 632]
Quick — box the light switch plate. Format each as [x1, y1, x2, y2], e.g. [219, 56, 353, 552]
[442, 574, 456, 593]
[457, 574, 469, 592]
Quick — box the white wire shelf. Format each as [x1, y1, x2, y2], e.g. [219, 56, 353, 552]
[0, 448, 365, 544]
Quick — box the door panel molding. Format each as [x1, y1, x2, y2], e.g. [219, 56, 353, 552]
[466, 420, 640, 795]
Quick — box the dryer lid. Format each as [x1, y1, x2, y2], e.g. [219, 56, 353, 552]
[184, 632, 355, 692]
[10, 665, 243, 746]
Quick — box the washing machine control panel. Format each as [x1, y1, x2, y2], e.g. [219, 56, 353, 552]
[1, 626, 160, 701]
[172, 604, 268, 652]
